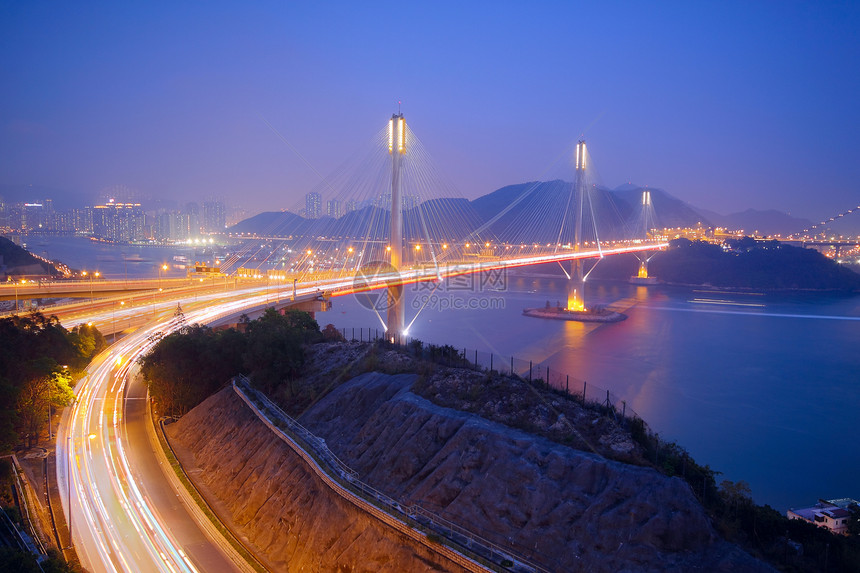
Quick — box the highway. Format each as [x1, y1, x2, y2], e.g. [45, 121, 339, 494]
[57, 277, 323, 571]
[52, 242, 666, 572]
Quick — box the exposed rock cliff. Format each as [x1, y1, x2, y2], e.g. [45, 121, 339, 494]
[166, 387, 468, 572]
[300, 372, 773, 572]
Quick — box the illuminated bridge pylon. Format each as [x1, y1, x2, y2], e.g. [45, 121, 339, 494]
[567, 140, 587, 312]
[387, 112, 406, 338]
[631, 189, 659, 284]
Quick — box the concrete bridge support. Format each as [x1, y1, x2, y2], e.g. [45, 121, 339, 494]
[567, 140, 587, 311]
[387, 113, 406, 337]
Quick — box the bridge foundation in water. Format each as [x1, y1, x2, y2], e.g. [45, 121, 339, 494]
[525, 140, 625, 323]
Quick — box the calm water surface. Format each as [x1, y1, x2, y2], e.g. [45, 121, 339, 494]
[27, 235, 223, 280]
[330, 273, 860, 512]
[36, 237, 860, 511]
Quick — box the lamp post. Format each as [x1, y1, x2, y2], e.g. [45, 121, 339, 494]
[113, 300, 125, 341]
[159, 264, 168, 290]
[93, 272, 100, 305]
[82, 271, 99, 306]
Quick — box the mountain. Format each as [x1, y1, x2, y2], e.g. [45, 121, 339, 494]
[466, 179, 635, 243]
[228, 182, 770, 244]
[0, 236, 65, 278]
[229, 199, 483, 243]
[611, 185, 710, 230]
[228, 210, 311, 237]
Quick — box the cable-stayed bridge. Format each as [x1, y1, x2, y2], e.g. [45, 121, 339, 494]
[2, 112, 668, 336]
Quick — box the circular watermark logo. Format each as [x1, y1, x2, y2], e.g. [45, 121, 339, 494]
[352, 260, 402, 311]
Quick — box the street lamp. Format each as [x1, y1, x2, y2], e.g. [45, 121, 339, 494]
[83, 271, 99, 306]
[113, 300, 125, 341]
[159, 264, 168, 290]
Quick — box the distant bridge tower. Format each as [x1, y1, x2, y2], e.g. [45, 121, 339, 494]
[387, 112, 406, 337]
[639, 190, 652, 279]
[567, 140, 587, 311]
[630, 189, 660, 285]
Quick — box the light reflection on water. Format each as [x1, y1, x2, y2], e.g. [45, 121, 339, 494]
[332, 275, 860, 511]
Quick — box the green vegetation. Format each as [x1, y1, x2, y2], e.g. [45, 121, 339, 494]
[0, 313, 105, 451]
[0, 460, 76, 572]
[140, 308, 324, 416]
[650, 237, 860, 290]
[0, 547, 75, 573]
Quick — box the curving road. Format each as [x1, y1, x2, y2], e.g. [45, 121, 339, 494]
[54, 243, 667, 572]
[57, 284, 297, 572]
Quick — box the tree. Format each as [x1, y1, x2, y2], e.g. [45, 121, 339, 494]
[15, 358, 73, 447]
[0, 313, 104, 451]
[321, 323, 345, 342]
[720, 479, 753, 517]
[68, 322, 107, 362]
[848, 503, 860, 536]
[140, 309, 322, 415]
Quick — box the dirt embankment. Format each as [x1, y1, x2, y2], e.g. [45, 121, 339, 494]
[166, 386, 468, 573]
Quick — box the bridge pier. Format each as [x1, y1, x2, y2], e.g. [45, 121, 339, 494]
[566, 140, 587, 312]
[567, 259, 585, 311]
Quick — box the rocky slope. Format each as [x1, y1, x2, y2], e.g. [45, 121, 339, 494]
[299, 372, 773, 572]
[166, 387, 468, 573]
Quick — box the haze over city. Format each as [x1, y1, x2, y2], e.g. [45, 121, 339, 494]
[2, 1, 859, 219]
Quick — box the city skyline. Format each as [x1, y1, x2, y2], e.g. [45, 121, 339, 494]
[2, 2, 859, 220]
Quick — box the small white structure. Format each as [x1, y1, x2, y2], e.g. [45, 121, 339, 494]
[787, 498, 857, 536]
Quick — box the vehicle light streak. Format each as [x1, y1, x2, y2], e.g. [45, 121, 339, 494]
[59, 242, 667, 571]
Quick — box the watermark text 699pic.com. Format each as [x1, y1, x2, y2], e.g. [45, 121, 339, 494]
[408, 264, 507, 311]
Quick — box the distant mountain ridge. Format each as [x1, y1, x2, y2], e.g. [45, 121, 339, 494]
[229, 182, 811, 241]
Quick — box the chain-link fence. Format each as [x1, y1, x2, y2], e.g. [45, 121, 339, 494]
[339, 326, 640, 427]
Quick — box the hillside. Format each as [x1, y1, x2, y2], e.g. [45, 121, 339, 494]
[648, 238, 860, 290]
[300, 370, 768, 572]
[166, 342, 773, 572]
[0, 236, 63, 279]
[168, 384, 468, 572]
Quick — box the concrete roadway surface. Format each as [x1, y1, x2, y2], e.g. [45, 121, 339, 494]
[56, 329, 244, 572]
[55, 288, 291, 572]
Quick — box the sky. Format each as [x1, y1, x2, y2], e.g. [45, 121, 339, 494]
[2, 1, 859, 220]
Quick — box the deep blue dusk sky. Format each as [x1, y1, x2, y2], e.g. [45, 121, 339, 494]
[2, 1, 858, 219]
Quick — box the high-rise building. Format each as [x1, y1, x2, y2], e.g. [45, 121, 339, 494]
[345, 200, 358, 214]
[91, 200, 145, 242]
[184, 202, 201, 235]
[326, 199, 340, 219]
[305, 192, 322, 219]
[203, 199, 226, 233]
